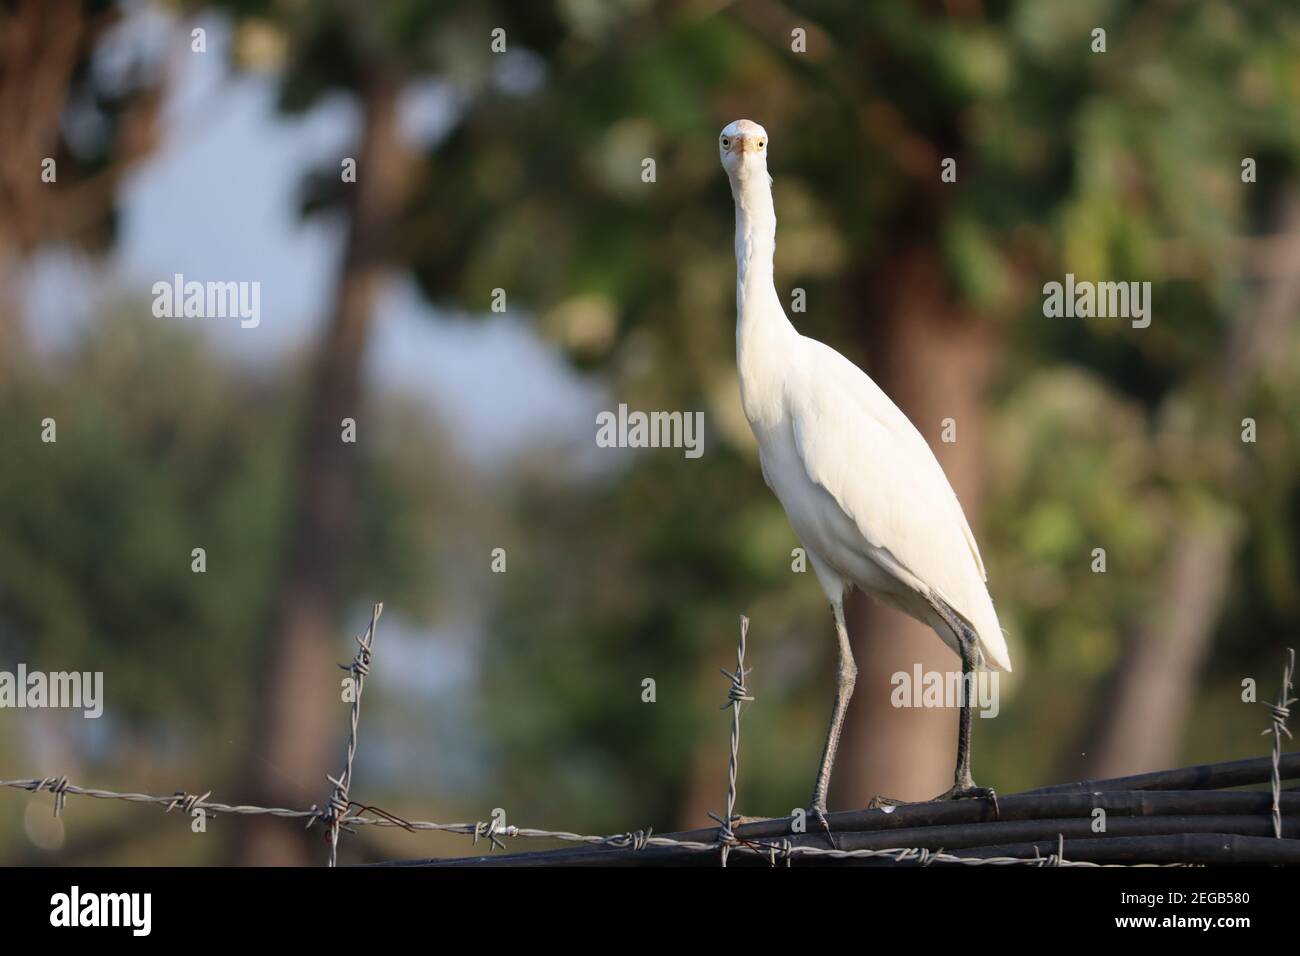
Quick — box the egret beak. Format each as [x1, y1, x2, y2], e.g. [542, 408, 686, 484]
[729, 135, 760, 155]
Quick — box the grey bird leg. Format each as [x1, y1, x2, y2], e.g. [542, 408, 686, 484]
[928, 602, 999, 816]
[866, 601, 999, 816]
[807, 600, 856, 842]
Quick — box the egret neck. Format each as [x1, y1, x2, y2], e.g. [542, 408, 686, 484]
[730, 164, 794, 427]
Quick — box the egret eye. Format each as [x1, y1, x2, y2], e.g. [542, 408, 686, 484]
[721, 137, 730, 148]
[757, 139, 766, 148]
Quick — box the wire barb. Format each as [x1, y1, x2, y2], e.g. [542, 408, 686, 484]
[603, 827, 653, 851]
[33, 775, 69, 817]
[1262, 648, 1296, 839]
[164, 790, 211, 817]
[472, 817, 507, 851]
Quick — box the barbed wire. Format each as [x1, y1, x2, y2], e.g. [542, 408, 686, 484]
[1, 615, 1295, 867]
[1263, 647, 1296, 839]
[321, 602, 383, 867]
[708, 615, 753, 867]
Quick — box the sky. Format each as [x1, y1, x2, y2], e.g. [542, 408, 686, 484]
[23, 6, 606, 471]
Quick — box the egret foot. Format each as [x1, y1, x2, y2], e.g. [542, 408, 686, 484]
[805, 803, 836, 848]
[867, 794, 903, 810]
[929, 784, 999, 819]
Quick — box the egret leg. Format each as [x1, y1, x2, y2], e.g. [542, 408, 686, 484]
[807, 600, 856, 837]
[928, 615, 999, 816]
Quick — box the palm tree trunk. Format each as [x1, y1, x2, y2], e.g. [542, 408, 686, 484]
[232, 68, 410, 865]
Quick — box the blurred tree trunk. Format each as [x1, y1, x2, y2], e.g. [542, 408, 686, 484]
[832, 246, 998, 807]
[0, 0, 158, 356]
[1069, 524, 1238, 780]
[0, 0, 75, 352]
[1067, 193, 1300, 781]
[232, 68, 411, 865]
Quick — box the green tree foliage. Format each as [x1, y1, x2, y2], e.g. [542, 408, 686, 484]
[404, 2, 1300, 819]
[0, 312, 439, 802]
[6, 0, 1300, 853]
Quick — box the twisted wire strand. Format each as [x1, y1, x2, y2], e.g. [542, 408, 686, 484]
[1262, 647, 1296, 839]
[2, 620, 1294, 868]
[710, 616, 753, 868]
[323, 602, 384, 866]
[0, 775, 1208, 866]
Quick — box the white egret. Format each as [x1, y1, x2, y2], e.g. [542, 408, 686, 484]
[719, 119, 1011, 827]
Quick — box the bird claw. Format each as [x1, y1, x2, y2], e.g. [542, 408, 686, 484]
[867, 794, 903, 810]
[930, 784, 999, 819]
[805, 804, 836, 848]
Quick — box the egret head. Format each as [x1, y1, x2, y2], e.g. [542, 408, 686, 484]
[719, 119, 769, 182]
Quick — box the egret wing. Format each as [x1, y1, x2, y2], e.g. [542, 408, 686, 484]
[787, 338, 1010, 671]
